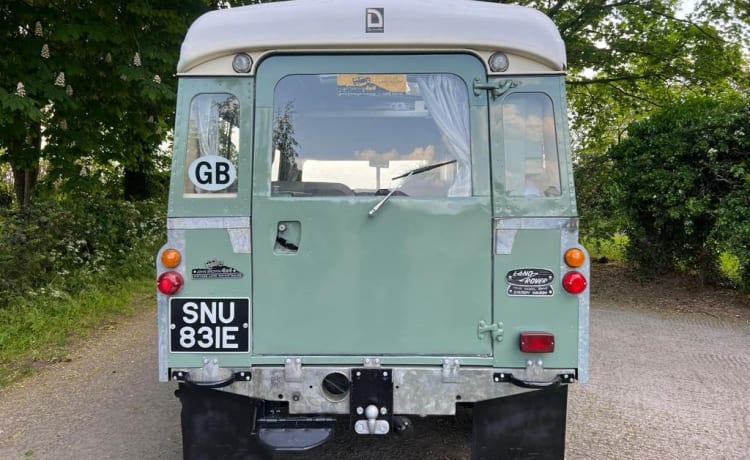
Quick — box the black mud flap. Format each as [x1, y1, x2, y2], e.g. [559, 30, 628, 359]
[176, 384, 270, 460]
[472, 386, 568, 460]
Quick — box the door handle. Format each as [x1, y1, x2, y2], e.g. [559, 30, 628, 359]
[274, 221, 300, 253]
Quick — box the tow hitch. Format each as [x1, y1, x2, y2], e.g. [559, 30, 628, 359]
[350, 368, 393, 435]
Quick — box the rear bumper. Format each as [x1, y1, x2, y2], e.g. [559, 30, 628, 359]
[169, 364, 577, 416]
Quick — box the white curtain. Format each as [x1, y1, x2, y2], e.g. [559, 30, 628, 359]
[191, 95, 220, 157]
[416, 75, 471, 197]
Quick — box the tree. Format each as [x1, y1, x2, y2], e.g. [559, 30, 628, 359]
[272, 102, 301, 182]
[0, 1, 211, 206]
[483, 1, 748, 243]
[481, 1, 747, 154]
[608, 98, 750, 289]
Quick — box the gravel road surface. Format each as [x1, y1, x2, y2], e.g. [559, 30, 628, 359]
[0, 296, 748, 459]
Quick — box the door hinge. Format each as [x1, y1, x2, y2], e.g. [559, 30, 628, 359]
[473, 78, 518, 99]
[478, 320, 504, 342]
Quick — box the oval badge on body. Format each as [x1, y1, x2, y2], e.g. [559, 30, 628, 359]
[505, 269, 554, 287]
[188, 155, 237, 192]
[505, 268, 555, 297]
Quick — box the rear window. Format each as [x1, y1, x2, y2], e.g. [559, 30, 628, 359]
[271, 73, 472, 197]
[184, 93, 240, 196]
[502, 93, 561, 198]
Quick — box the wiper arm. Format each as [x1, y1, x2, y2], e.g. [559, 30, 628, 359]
[391, 159, 456, 180]
[368, 159, 457, 218]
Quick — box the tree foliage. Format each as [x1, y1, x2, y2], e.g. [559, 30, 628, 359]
[608, 98, 750, 289]
[0, 1, 210, 204]
[2, 0, 746, 207]
[483, 0, 748, 154]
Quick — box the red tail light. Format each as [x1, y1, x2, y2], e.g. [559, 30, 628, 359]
[157, 271, 184, 295]
[520, 332, 555, 353]
[562, 271, 587, 294]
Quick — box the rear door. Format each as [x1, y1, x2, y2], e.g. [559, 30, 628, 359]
[251, 54, 493, 356]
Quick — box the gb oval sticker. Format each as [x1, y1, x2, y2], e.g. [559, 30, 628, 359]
[188, 155, 237, 192]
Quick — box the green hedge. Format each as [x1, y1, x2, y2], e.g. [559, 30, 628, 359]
[0, 197, 164, 308]
[608, 98, 750, 290]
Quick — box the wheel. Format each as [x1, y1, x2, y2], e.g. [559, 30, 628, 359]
[176, 384, 271, 460]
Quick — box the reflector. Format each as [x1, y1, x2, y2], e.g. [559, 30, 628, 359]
[520, 332, 555, 353]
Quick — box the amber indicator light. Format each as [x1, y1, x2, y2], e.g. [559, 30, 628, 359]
[564, 248, 585, 268]
[161, 248, 182, 268]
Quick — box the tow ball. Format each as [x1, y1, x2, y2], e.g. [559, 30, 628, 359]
[350, 368, 394, 435]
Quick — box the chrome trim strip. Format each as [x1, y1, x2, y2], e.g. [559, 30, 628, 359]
[167, 217, 252, 254]
[227, 228, 252, 254]
[167, 217, 250, 230]
[494, 217, 578, 231]
[494, 229, 517, 255]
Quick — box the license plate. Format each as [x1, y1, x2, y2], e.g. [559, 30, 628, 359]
[169, 298, 250, 352]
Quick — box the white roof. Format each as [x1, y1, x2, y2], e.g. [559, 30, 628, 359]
[178, 0, 566, 73]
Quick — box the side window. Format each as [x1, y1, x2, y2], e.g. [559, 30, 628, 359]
[502, 93, 561, 197]
[184, 93, 240, 196]
[271, 73, 471, 198]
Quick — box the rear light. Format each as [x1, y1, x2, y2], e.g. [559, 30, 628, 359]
[564, 248, 585, 268]
[157, 271, 184, 295]
[161, 248, 182, 268]
[562, 271, 587, 294]
[520, 332, 555, 353]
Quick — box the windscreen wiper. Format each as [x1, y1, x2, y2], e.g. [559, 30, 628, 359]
[368, 159, 457, 217]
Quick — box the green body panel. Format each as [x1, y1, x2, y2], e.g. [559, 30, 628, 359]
[490, 76, 576, 217]
[251, 197, 493, 355]
[168, 78, 253, 218]
[168, 229, 253, 368]
[179, 229, 252, 299]
[492, 229, 578, 368]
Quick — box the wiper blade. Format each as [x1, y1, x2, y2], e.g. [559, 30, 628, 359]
[368, 159, 457, 218]
[391, 159, 457, 180]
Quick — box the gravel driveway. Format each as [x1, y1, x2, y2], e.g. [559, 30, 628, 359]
[0, 296, 747, 459]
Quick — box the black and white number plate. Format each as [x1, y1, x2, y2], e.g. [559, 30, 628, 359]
[170, 298, 249, 352]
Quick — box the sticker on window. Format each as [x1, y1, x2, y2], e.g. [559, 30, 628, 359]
[188, 155, 237, 192]
[337, 74, 407, 95]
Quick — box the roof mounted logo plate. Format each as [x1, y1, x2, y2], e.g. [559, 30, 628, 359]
[366, 8, 384, 33]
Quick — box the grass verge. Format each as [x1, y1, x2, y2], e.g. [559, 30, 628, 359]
[0, 276, 154, 388]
